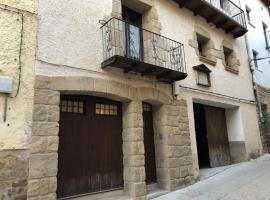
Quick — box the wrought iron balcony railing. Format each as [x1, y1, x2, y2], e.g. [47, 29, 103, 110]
[101, 18, 187, 83]
[175, 0, 247, 38]
[204, 0, 246, 27]
[266, 30, 270, 49]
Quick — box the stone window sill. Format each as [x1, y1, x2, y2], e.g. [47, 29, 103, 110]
[198, 83, 211, 87]
[225, 66, 239, 74]
[199, 56, 216, 66]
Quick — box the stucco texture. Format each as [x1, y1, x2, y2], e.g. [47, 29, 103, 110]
[0, 2, 37, 149]
[0, 0, 37, 14]
[37, 0, 111, 73]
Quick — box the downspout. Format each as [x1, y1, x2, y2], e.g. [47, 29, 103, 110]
[244, 34, 264, 121]
[172, 82, 179, 100]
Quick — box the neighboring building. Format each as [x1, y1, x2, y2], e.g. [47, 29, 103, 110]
[0, 0, 38, 199]
[0, 0, 265, 200]
[243, 0, 270, 153]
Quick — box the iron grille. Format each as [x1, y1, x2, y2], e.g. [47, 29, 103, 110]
[204, 0, 247, 28]
[101, 17, 187, 74]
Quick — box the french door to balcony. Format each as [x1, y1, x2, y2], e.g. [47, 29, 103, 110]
[123, 6, 143, 61]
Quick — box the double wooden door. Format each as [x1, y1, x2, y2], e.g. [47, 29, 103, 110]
[194, 104, 231, 168]
[57, 96, 123, 199]
[204, 105, 231, 167]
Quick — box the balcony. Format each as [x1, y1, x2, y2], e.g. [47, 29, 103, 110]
[175, 0, 248, 38]
[101, 18, 187, 83]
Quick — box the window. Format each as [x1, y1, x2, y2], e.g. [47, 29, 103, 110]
[252, 50, 259, 69]
[95, 103, 118, 116]
[122, 6, 143, 60]
[193, 64, 212, 87]
[60, 100, 84, 114]
[220, 0, 225, 9]
[223, 46, 233, 67]
[143, 103, 151, 112]
[246, 6, 251, 22]
[197, 71, 210, 86]
[197, 34, 209, 57]
[263, 23, 269, 48]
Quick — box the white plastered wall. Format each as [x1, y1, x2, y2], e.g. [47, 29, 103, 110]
[241, 0, 270, 89]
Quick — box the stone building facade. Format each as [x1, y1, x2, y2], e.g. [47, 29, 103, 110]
[27, 75, 194, 199]
[0, 0, 265, 200]
[257, 85, 270, 153]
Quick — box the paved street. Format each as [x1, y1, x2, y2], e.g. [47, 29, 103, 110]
[155, 155, 270, 200]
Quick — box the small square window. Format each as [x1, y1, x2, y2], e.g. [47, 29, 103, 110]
[60, 100, 84, 114]
[246, 6, 251, 22]
[193, 64, 212, 87]
[252, 50, 259, 70]
[197, 71, 210, 86]
[223, 46, 233, 67]
[196, 33, 210, 58]
[263, 23, 269, 48]
[143, 103, 152, 112]
[95, 103, 118, 116]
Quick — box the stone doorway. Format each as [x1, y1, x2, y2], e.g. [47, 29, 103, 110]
[142, 102, 157, 184]
[193, 103, 231, 168]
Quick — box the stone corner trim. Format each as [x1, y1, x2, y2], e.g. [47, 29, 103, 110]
[27, 76, 60, 199]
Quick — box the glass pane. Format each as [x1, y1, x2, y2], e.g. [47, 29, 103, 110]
[74, 107, 78, 113]
[129, 25, 141, 60]
[61, 106, 67, 112]
[68, 101, 73, 107]
[79, 107, 83, 113]
[68, 106, 73, 112]
[198, 72, 209, 85]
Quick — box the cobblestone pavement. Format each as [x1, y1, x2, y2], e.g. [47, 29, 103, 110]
[154, 155, 270, 200]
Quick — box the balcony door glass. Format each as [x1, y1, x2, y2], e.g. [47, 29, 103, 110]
[122, 6, 143, 61]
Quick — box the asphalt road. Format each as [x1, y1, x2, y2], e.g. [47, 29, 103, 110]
[154, 155, 270, 200]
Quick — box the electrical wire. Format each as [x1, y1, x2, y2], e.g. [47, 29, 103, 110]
[10, 13, 24, 98]
[179, 85, 255, 104]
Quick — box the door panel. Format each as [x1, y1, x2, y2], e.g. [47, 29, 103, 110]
[143, 103, 157, 184]
[204, 106, 231, 167]
[193, 103, 210, 167]
[122, 6, 143, 61]
[57, 96, 123, 199]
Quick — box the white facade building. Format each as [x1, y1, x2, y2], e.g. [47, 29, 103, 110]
[242, 0, 270, 88]
[241, 0, 270, 154]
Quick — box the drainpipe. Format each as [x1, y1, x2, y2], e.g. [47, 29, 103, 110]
[244, 34, 264, 121]
[172, 82, 179, 100]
